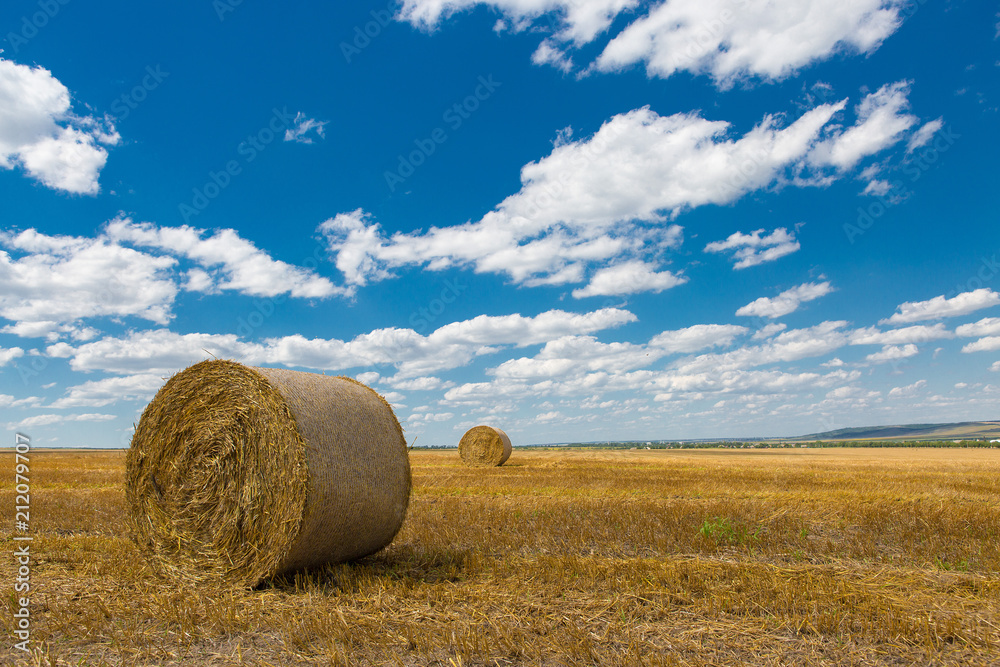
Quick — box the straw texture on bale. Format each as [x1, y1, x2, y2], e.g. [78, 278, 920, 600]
[458, 425, 512, 467]
[126, 360, 411, 587]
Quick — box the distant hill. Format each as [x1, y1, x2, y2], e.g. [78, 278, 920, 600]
[795, 420, 1000, 442]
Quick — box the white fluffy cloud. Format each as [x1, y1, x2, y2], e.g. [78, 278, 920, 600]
[600, 0, 903, 85]
[398, 0, 906, 87]
[493, 336, 651, 379]
[488, 323, 750, 385]
[962, 337, 1000, 354]
[862, 179, 892, 197]
[906, 118, 944, 152]
[49, 307, 637, 378]
[0, 58, 119, 194]
[882, 289, 1000, 325]
[704, 227, 800, 269]
[0, 346, 25, 366]
[325, 83, 928, 294]
[406, 411, 455, 424]
[653, 367, 850, 398]
[532, 40, 575, 73]
[6, 412, 116, 430]
[534, 410, 563, 423]
[385, 375, 454, 391]
[0, 222, 345, 339]
[808, 81, 917, 170]
[649, 324, 748, 353]
[671, 321, 850, 375]
[48, 329, 263, 375]
[955, 317, 1000, 338]
[2, 395, 45, 410]
[865, 343, 918, 363]
[430, 308, 635, 347]
[849, 323, 953, 345]
[752, 323, 787, 340]
[822, 385, 881, 405]
[480, 101, 844, 222]
[325, 87, 928, 290]
[0, 229, 178, 337]
[888, 379, 926, 398]
[398, 0, 636, 45]
[106, 219, 343, 298]
[434, 319, 869, 421]
[736, 281, 833, 319]
[318, 210, 394, 287]
[571, 260, 687, 297]
[49, 374, 166, 408]
[461, 321, 853, 409]
[489, 323, 752, 385]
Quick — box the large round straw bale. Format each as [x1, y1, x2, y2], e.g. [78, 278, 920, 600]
[458, 425, 512, 467]
[125, 359, 410, 587]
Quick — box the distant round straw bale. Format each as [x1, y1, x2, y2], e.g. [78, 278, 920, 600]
[125, 360, 411, 587]
[458, 425, 512, 467]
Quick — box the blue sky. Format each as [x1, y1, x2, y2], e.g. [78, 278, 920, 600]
[1, 0, 998, 447]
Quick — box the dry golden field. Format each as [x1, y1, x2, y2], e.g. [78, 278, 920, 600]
[3, 447, 1000, 666]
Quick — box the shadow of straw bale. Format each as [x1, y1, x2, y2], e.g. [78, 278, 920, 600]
[260, 545, 475, 593]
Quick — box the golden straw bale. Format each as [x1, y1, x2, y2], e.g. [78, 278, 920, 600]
[458, 425, 512, 467]
[126, 360, 410, 587]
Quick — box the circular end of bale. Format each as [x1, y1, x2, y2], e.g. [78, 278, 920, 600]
[126, 360, 410, 587]
[458, 425, 512, 467]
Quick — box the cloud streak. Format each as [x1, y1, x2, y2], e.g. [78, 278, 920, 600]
[882, 289, 1000, 325]
[704, 227, 800, 269]
[736, 282, 833, 319]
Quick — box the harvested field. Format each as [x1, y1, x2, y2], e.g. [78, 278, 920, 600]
[2, 447, 999, 665]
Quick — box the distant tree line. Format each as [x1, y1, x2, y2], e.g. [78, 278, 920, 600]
[549, 440, 1000, 449]
[413, 439, 1000, 450]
